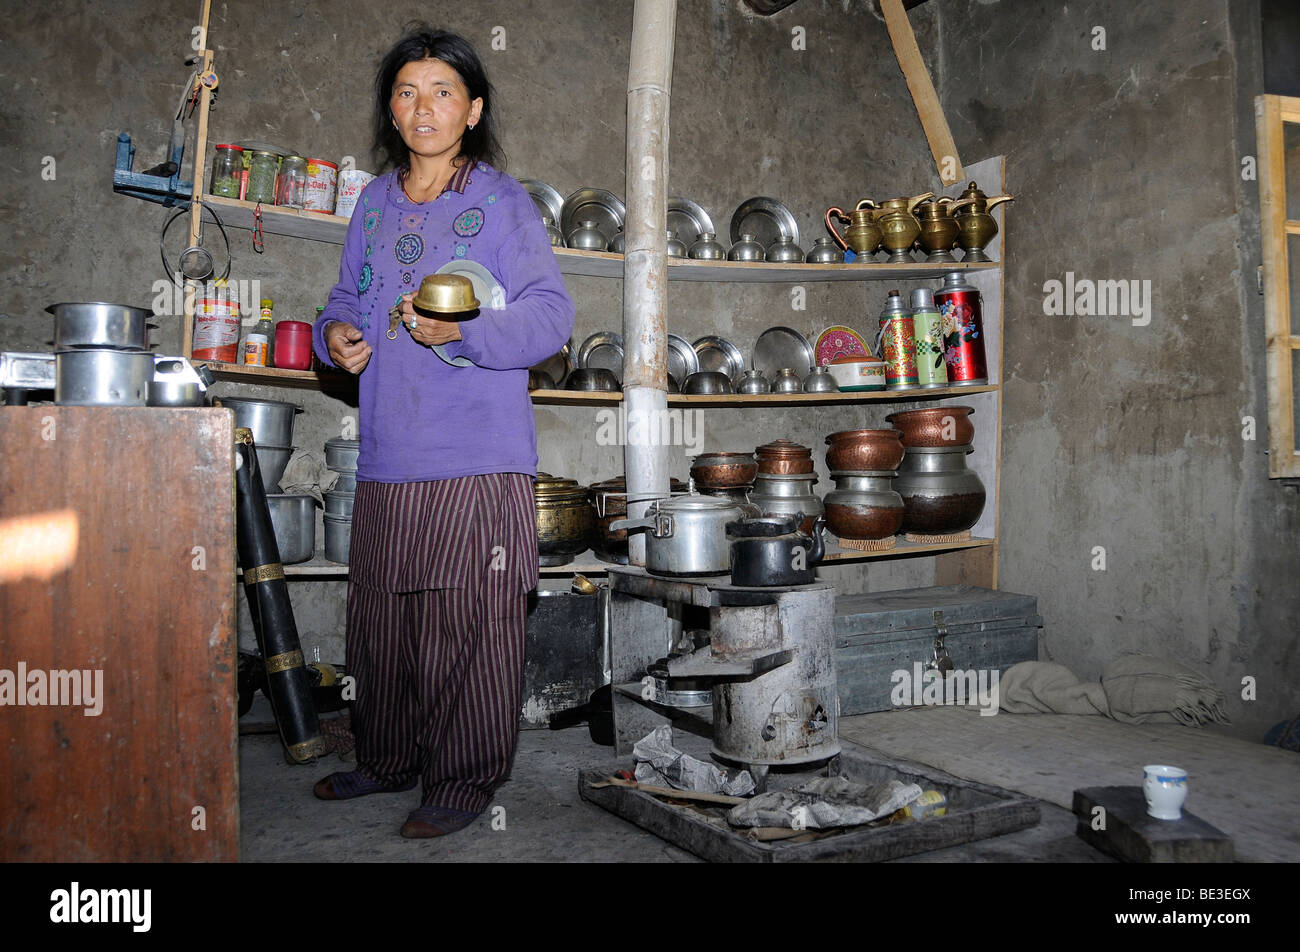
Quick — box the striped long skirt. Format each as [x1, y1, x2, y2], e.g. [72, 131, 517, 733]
[344, 472, 538, 815]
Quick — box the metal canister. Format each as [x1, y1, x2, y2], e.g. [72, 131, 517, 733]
[909, 287, 948, 389]
[934, 272, 988, 386]
[877, 289, 919, 390]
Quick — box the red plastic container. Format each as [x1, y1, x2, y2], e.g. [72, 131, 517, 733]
[274, 321, 314, 370]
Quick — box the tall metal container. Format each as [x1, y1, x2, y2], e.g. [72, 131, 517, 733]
[934, 272, 989, 386]
[876, 289, 918, 390]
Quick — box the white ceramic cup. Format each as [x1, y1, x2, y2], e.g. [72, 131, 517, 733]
[1143, 764, 1189, 820]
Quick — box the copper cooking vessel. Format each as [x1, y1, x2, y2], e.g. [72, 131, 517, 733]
[535, 473, 594, 565]
[755, 439, 814, 475]
[824, 429, 905, 472]
[589, 476, 689, 560]
[690, 451, 758, 489]
[886, 406, 975, 447]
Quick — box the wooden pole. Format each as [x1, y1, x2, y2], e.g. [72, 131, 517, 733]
[881, 0, 963, 186]
[183, 0, 214, 359]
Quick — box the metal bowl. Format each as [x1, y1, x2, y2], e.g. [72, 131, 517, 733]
[47, 301, 156, 351]
[528, 369, 557, 391]
[218, 396, 302, 447]
[565, 367, 620, 392]
[682, 371, 733, 394]
[413, 273, 479, 313]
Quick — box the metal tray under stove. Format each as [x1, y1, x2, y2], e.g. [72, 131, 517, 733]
[579, 734, 1040, 863]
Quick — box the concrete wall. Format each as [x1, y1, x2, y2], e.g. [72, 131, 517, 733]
[4, 1, 1292, 741]
[917, 0, 1298, 742]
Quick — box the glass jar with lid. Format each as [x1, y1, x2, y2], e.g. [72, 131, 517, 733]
[276, 155, 308, 208]
[208, 144, 243, 199]
[245, 150, 279, 205]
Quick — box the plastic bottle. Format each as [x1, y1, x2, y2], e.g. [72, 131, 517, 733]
[242, 298, 274, 366]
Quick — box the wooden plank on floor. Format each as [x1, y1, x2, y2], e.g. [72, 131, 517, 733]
[839, 706, 1300, 862]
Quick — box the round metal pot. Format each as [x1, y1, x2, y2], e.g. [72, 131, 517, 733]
[266, 493, 316, 564]
[886, 405, 976, 447]
[588, 477, 689, 563]
[690, 451, 758, 489]
[824, 472, 905, 540]
[737, 369, 770, 394]
[681, 371, 733, 395]
[825, 428, 906, 472]
[255, 444, 294, 493]
[565, 368, 620, 392]
[610, 495, 745, 577]
[55, 349, 154, 406]
[47, 301, 155, 351]
[894, 445, 986, 533]
[535, 474, 594, 565]
[147, 378, 203, 406]
[219, 396, 302, 447]
[333, 471, 357, 493]
[748, 472, 822, 535]
[324, 437, 360, 472]
[771, 368, 803, 393]
[726, 513, 826, 587]
[756, 439, 814, 475]
[323, 490, 355, 517]
[696, 485, 762, 518]
[323, 512, 352, 563]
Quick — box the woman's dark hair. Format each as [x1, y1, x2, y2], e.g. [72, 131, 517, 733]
[372, 26, 505, 173]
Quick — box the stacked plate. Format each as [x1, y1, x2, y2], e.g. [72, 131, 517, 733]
[323, 437, 359, 563]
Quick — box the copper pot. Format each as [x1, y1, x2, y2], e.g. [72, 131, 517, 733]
[690, 451, 758, 489]
[755, 439, 814, 475]
[885, 406, 975, 447]
[824, 429, 905, 472]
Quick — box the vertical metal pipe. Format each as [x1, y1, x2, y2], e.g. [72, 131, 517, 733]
[623, 0, 677, 565]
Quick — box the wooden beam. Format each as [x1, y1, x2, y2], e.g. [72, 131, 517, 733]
[881, 0, 963, 186]
[183, 0, 214, 358]
[1257, 94, 1298, 477]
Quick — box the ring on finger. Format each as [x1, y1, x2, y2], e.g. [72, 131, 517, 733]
[408, 316, 418, 329]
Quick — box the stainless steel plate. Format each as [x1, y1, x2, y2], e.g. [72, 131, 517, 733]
[729, 196, 799, 249]
[667, 197, 715, 247]
[577, 331, 625, 382]
[531, 340, 573, 386]
[667, 334, 699, 383]
[752, 326, 814, 379]
[561, 188, 627, 246]
[692, 335, 745, 384]
[519, 178, 565, 225]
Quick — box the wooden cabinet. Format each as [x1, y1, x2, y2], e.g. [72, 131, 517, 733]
[0, 408, 238, 861]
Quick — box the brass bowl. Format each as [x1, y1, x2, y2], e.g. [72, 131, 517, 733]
[413, 273, 480, 313]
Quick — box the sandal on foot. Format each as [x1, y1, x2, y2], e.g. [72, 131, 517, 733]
[313, 771, 418, 801]
[400, 805, 480, 838]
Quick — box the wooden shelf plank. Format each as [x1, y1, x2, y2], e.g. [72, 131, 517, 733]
[529, 386, 995, 406]
[200, 195, 996, 282]
[206, 360, 356, 392]
[252, 536, 996, 579]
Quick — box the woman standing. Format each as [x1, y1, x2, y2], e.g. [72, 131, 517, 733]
[311, 27, 574, 838]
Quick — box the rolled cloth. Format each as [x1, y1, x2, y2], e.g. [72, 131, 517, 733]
[998, 661, 1111, 716]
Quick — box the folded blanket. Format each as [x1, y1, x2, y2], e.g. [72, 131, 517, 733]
[998, 661, 1111, 716]
[1101, 653, 1229, 726]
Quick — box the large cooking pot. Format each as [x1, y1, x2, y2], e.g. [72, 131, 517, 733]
[588, 476, 689, 564]
[47, 301, 156, 351]
[610, 495, 745, 577]
[894, 445, 986, 534]
[747, 472, 823, 535]
[727, 512, 825, 587]
[535, 473, 594, 566]
[55, 349, 154, 406]
[824, 471, 905, 540]
[266, 493, 316, 564]
[218, 396, 303, 447]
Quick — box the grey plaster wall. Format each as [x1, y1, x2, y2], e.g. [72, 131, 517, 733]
[1, 1, 942, 661]
[920, 0, 1298, 742]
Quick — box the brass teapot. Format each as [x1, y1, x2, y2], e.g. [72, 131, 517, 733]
[875, 191, 934, 263]
[915, 196, 975, 263]
[824, 200, 882, 257]
[952, 181, 1013, 262]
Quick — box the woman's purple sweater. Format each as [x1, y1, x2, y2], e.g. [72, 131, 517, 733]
[312, 162, 574, 483]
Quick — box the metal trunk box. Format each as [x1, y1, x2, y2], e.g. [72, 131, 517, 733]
[521, 590, 603, 729]
[834, 585, 1043, 715]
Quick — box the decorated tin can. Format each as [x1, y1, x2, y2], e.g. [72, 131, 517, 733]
[334, 168, 376, 218]
[909, 287, 948, 389]
[877, 289, 918, 390]
[303, 158, 338, 213]
[934, 272, 988, 386]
